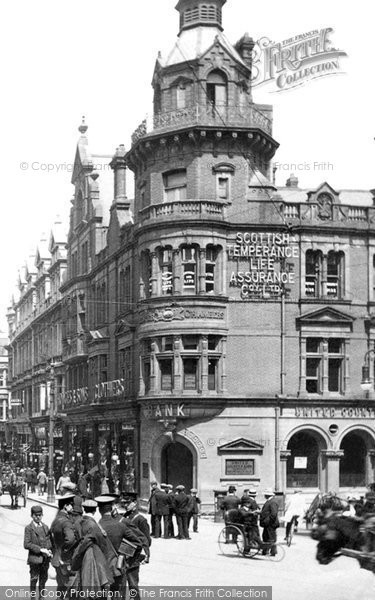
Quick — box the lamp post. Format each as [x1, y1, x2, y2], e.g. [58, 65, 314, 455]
[47, 363, 56, 503]
[360, 349, 375, 394]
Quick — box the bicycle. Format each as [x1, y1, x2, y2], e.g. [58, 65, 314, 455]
[285, 515, 299, 547]
[218, 523, 286, 562]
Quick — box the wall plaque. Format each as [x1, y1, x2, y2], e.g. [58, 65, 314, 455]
[225, 459, 254, 476]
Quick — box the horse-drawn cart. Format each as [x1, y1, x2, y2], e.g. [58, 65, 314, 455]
[1, 469, 27, 508]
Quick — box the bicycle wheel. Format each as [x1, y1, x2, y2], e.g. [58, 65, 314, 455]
[218, 525, 245, 557]
[268, 543, 286, 562]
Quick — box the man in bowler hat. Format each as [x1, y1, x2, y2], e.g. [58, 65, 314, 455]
[260, 489, 280, 556]
[174, 485, 190, 540]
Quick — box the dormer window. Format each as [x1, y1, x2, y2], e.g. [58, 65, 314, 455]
[207, 70, 227, 117]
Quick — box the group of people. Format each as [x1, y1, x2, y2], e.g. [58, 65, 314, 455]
[24, 492, 150, 598]
[148, 482, 201, 540]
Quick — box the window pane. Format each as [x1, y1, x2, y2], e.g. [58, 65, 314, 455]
[208, 336, 219, 350]
[328, 339, 342, 353]
[165, 171, 187, 188]
[160, 360, 173, 390]
[182, 335, 199, 349]
[183, 358, 198, 389]
[208, 358, 217, 390]
[306, 357, 320, 377]
[306, 379, 319, 393]
[306, 339, 320, 353]
[183, 264, 196, 288]
[328, 358, 341, 392]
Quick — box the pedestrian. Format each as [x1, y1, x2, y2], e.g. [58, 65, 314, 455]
[166, 484, 175, 538]
[37, 469, 47, 496]
[148, 481, 159, 537]
[77, 471, 90, 499]
[96, 495, 143, 596]
[220, 486, 241, 541]
[50, 493, 79, 593]
[154, 484, 170, 538]
[238, 492, 261, 552]
[174, 485, 190, 540]
[71, 499, 113, 592]
[24, 505, 53, 597]
[120, 493, 151, 600]
[56, 469, 75, 495]
[260, 489, 280, 556]
[240, 489, 250, 504]
[31, 468, 37, 494]
[187, 488, 201, 533]
[284, 489, 305, 539]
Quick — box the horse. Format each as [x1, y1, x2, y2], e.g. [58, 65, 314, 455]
[305, 492, 348, 527]
[9, 471, 24, 509]
[312, 510, 364, 565]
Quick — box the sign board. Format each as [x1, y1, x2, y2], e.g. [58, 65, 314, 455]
[294, 456, 307, 469]
[225, 459, 254, 476]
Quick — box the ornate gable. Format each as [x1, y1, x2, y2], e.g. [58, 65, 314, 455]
[297, 307, 354, 328]
[217, 438, 264, 454]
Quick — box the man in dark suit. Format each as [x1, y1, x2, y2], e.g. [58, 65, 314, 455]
[154, 484, 170, 538]
[174, 485, 190, 540]
[166, 484, 176, 538]
[220, 486, 241, 542]
[50, 493, 78, 592]
[187, 488, 201, 533]
[24, 505, 53, 596]
[260, 489, 280, 556]
[120, 493, 151, 599]
[148, 481, 158, 537]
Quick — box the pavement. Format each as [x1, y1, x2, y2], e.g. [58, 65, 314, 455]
[17, 491, 375, 599]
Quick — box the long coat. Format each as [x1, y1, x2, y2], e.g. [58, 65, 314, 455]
[174, 492, 190, 515]
[72, 514, 113, 589]
[50, 510, 78, 568]
[154, 489, 170, 516]
[24, 522, 52, 565]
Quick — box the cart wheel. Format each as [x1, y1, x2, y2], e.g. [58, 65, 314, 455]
[243, 540, 261, 558]
[218, 525, 245, 557]
[268, 543, 286, 562]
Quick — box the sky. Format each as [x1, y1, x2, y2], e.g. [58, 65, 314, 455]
[1, 0, 374, 332]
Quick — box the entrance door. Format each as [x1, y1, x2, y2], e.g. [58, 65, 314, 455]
[161, 442, 193, 490]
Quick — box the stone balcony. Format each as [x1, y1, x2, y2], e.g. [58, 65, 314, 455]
[131, 103, 273, 145]
[137, 199, 227, 226]
[280, 202, 375, 227]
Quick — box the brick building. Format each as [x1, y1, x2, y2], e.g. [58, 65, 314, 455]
[6, 0, 375, 509]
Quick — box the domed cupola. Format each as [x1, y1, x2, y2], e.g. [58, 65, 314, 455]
[176, 0, 226, 34]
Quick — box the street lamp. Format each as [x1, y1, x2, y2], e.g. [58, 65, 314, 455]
[47, 363, 56, 503]
[360, 349, 375, 392]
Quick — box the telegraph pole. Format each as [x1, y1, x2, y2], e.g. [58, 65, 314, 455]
[47, 363, 55, 503]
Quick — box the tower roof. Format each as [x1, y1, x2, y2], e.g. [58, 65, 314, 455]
[175, 0, 226, 34]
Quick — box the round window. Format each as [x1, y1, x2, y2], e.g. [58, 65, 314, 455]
[329, 424, 339, 436]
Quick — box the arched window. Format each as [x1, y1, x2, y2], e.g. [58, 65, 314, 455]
[207, 70, 227, 118]
[327, 251, 344, 298]
[305, 250, 322, 297]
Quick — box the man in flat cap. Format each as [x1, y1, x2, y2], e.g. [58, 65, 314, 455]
[166, 484, 176, 538]
[174, 485, 190, 540]
[187, 489, 201, 534]
[50, 493, 79, 593]
[24, 505, 53, 597]
[96, 495, 143, 595]
[148, 481, 159, 537]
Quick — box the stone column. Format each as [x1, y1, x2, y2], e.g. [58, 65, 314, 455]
[367, 450, 375, 484]
[321, 450, 344, 493]
[322, 339, 329, 393]
[173, 336, 182, 392]
[198, 249, 206, 294]
[173, 249, 181, 295]
[280, 450, 291, 492]
[201, 336, 208, 392]
[150, 252, 158, 297]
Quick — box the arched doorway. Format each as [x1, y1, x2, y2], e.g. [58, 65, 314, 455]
[161, 442, 193, 490]
[287, 430, 323, 488]
[339, 432, 367, 487]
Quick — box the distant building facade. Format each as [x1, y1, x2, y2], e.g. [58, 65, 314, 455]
[6, 0, 375, 508]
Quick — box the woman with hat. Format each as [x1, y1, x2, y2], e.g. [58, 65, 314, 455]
[24, 505, 53, 596]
